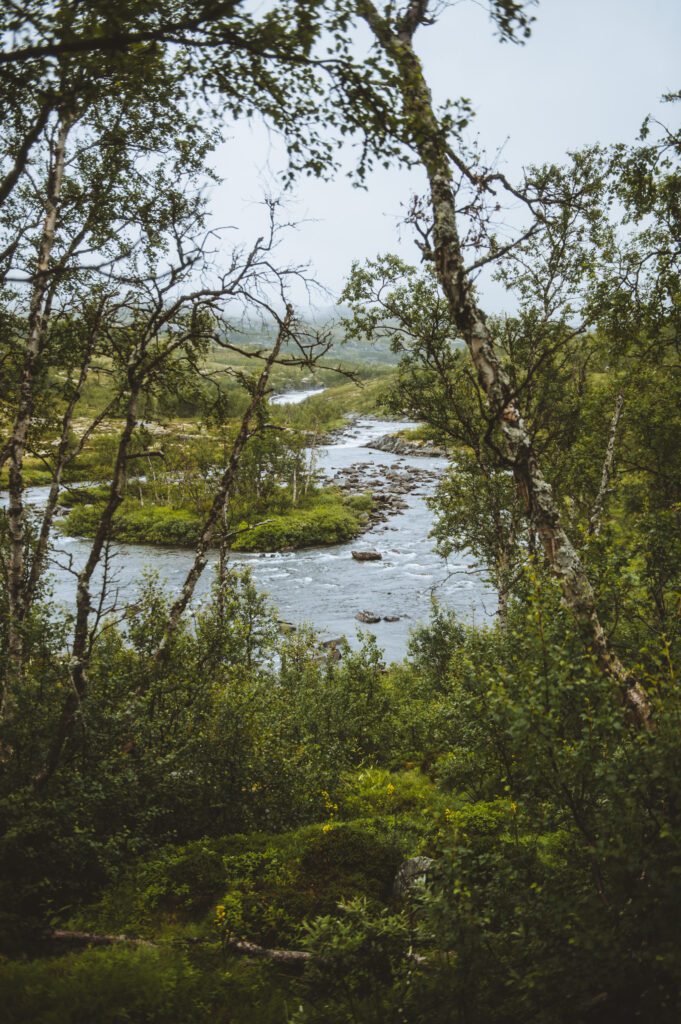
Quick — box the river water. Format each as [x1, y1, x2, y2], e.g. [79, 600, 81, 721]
[270, 386, 326, 405]
[8, 409, 495, 663]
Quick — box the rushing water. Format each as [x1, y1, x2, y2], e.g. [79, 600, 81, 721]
[270, 385, 326, 405]
[6, 417, 495, 663]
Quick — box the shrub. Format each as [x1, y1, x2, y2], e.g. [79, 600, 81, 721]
[339, 768, 443, 818]
[232, 498, 363, 551]
[294, 898, 411, 1024]
[61, 502, 202, 546]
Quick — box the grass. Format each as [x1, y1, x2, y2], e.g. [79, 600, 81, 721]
[0, 946, 287, 1024]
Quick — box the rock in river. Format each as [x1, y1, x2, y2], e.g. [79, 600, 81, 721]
[356, 610, 381, 624]
[351, 550, 382, 561]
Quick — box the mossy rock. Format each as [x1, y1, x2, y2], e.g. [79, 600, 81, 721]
[215, 823, 405, 944]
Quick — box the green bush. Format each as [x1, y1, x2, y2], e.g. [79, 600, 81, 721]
[61, 502, 202, 546]
[400, 585, 681, 1024]
[339, 768, 443, 818]
[3, 569, 680, 1023]
[57, 484, 111, 508]
[73, 819, 409, 949]
[299, 823, 403, 904]
[294, 898, 411, 1024]
[232, 497, 364, 551]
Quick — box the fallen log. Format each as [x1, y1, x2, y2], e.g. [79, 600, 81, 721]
[225, 938, 310, 965]
[47, 928, 311, 965]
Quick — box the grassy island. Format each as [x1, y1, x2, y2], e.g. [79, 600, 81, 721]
[59, 485, 373, 551]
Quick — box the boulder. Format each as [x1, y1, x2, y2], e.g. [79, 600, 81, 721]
[351, 550, 382, 561]
[355, 610, 381, 624]
[383, 615, 400, 622]
[393, 856, 434, 901]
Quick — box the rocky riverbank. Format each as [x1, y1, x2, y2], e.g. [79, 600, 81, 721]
[362, 433, 447, 458]
[317, 458, 440, 530]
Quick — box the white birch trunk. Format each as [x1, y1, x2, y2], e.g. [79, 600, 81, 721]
[358, 0, 649, 724]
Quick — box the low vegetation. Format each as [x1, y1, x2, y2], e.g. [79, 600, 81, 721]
[1, 1, 679, 1021]
[1, 571, 679, 1022]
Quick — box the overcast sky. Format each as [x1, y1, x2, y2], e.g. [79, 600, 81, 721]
[208, 0, 681, 313]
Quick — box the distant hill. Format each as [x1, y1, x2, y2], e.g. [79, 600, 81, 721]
[215, 312, 401, 367]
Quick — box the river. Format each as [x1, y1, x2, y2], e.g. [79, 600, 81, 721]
[8, 411, 495, 663]
[270, 385, 326, 405]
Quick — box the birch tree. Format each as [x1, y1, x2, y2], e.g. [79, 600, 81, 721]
[353, 0, 650, 723]
[0, 61, 220, 710]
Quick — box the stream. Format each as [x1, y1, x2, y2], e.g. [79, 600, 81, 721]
[7, 410, 495, 663]
[270, 385, 326, 405]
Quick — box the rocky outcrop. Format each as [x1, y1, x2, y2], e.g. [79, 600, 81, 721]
[320, 638, 343, 660]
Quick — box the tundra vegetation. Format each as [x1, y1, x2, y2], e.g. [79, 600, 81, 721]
[0, 2, 680, 1023]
